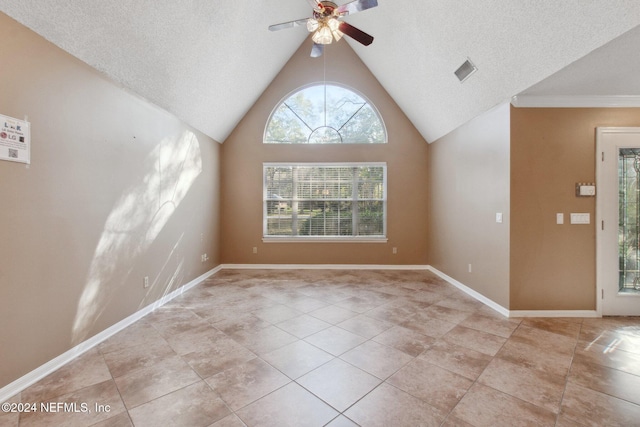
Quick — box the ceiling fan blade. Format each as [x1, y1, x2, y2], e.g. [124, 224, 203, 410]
[338, 21, 374, 46]
[336, 0, 378, 15]
[311, 42, 324, 57]
[269, 18, 309, 31]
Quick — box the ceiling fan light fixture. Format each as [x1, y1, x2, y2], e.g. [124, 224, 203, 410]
[327, 17, 340, 31]
[306, 18, 319, 32]
[312, 25, 333, 44]
[269, 0, 379, 56]
[327, 17, 343, 41]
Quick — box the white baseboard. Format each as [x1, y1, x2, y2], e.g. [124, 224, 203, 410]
[224, 264, 514, 320]
[2, 263, 602, 403]
[509, 310, 599, 318]
[426, 266, 510, 317]
[426, 266, 601, 319]
[222, 264, 431, 270]
[0, 266, 221, 404]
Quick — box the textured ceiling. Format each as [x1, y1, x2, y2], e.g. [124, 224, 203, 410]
[518, 24, 640, 97]
[1, 1, 640, 143]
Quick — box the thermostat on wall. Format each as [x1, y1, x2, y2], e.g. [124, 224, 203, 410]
[576, 183, 596, 197]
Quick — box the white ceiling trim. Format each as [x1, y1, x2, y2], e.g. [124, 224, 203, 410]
[511, 95, 640, 108]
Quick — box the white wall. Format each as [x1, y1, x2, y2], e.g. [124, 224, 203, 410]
[428, 102, 511, 308]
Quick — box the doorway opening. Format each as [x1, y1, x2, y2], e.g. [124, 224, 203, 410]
[596, 127, 640, 315]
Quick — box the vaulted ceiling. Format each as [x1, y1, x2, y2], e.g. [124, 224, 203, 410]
[1, 1, 639, 143]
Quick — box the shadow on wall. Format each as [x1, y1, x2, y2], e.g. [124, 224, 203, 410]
[137, 232, 186, 311]
[72, 130, 202, 345]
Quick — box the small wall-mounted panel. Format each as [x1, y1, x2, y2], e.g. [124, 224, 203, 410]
[576, 183, 596, 197]
[570, 213, 590, 224]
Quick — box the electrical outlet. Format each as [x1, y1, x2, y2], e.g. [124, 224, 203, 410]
[143, 276, 149, 288]
[392, 247, 397, 254]
[468, 264, 472, 273]
[253, 247, 258, 254]
[201, 253, 208, 262]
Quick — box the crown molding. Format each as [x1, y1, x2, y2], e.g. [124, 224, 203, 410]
[511, 95, 640, 108]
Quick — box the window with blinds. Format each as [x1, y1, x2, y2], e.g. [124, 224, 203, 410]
[264, 163, 387, 240]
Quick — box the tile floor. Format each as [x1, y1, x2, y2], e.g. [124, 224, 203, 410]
[1, 269, 640, 427]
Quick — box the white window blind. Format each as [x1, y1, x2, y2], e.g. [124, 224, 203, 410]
[264, 163, 387, 241]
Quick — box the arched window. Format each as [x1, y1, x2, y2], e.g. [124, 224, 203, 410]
[264, 83, 386, 144]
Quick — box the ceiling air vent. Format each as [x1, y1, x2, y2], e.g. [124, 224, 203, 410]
[454, 58, 477, 83]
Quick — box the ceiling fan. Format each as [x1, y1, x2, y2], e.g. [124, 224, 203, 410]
[269, 0, 379, 57]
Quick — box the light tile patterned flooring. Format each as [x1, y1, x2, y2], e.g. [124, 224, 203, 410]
[2, 269, 640, 426]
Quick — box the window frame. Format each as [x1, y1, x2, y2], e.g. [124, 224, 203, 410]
[263, 82, 388, 145]
[263, 162, 388, 243]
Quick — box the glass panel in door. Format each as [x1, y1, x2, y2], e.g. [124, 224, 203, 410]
[619, 148, 640, 294]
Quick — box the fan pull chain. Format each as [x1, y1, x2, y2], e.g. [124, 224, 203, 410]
[323, 46, 327, 127]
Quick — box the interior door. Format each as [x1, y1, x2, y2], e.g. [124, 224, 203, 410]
[597, 127, 640, 315]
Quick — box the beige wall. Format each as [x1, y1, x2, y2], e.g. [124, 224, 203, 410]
[510, 106, 640, 310]
[0, 14, 221, 388]
[428, 103, 511, 308]
[9, 3, 640, 393]
[221, 39, 429, 265]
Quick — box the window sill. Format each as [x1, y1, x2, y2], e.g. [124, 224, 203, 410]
[262, 237, 388, 243]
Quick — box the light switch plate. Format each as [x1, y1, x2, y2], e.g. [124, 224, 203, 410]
[556, 213, 564, 224]
[570, 213, 590, 224]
